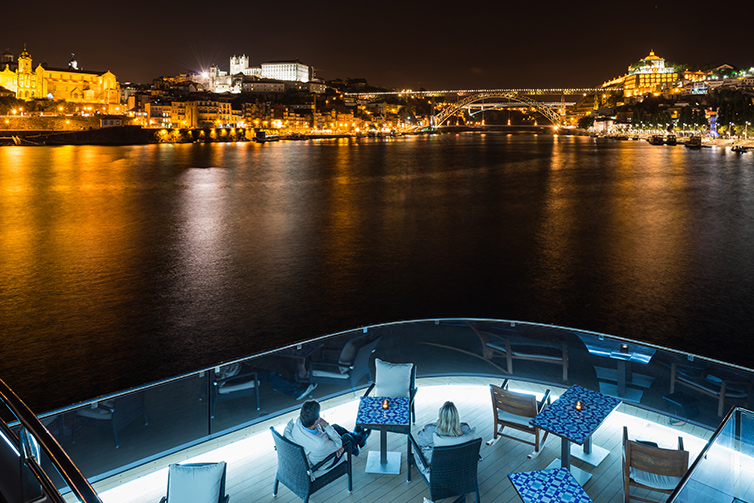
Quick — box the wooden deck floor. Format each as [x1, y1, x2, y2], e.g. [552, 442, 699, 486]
[91, 377, 713, 503]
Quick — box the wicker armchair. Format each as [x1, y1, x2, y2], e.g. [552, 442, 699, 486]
[270, 427, 352, 503]
[407, 434, 482, 503]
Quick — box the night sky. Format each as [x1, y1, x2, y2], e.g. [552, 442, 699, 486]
[3, 1, 752, 89]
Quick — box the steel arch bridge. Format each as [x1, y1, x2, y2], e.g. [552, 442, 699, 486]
[432, 91, 563, 128]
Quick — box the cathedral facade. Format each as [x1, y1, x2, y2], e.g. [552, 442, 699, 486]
[0, 47, 121, 110]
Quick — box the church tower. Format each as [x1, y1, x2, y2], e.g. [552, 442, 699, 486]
[18, 45, 32, 73]
[230, 55, 249, 75]
[16, 45, 37, 99]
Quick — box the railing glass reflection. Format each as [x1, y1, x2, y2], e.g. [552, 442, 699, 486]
[13, 318, 754, 488]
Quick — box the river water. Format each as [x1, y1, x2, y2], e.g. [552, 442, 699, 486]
[1, 134, 754, 412]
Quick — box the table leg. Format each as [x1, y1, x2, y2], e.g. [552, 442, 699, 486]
[380, 426, 387, 465]
[583, 434, 591, 455]
[365, 425, 402, 475]
[561, 438, 571, 470]
[617, 360, 627, 397]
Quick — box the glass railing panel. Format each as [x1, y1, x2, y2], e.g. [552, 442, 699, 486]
[208, 327, 380, 435]
[9, 318, 754, 493]
[1, 399, 95, 502]
[406, 319, 754, 431]
[670, 408, 754, 502]
[39, 371, 209, 482]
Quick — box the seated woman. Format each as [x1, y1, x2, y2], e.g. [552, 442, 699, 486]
[415, 401, 475, 461]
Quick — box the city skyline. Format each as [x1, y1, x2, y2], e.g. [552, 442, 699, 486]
[4, 0, 752, 89]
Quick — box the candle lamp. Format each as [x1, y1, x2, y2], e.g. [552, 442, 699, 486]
[382, 399, 390, 410]
[575, 400, 583, 411]
[620, 344, 629, 353]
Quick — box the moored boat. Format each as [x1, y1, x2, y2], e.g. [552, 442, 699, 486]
[685, 136, 702, 149]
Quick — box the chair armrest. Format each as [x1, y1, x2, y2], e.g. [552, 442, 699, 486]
[215, 371, 259, 388]
[363, 383, 376, 397]
[308, 439, 351, 474]
[538, 389, 552, 412]
[500, 379, 510, 389]
[408, 433, 430, 469]
[310, 360, 350, 371]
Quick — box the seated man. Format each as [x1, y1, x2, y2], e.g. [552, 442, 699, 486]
[284, 400, 369, 469]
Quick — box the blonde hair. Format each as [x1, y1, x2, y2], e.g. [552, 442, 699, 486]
[435, 401, 463, 437]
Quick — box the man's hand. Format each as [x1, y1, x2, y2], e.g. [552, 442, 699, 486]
[335, 447, 345, 457]
[316, 417, 330, 429]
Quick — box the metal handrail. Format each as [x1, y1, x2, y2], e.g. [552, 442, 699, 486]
[667, 406, 749, 501]
[0, 378, 102, 503]
[34, 317, 754, 422]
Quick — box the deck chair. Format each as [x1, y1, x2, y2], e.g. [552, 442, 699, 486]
[210, 363, 260, 418]
[407, 434, 482, 503]
[309, 336, 381, 395]
[670, 362, 751, 417]
[75, 392, 147, 449]
[472, 322, 570, 382]
[488, 380, 550, 458]
[270, 427, 352, 503]
[622, 426, 688, 503]
[159, 462, 229, 503]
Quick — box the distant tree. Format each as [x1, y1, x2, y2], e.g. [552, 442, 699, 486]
[578, 116, 594, 129]
[714, 89, 754, 127]
[0, 96, 25, 115]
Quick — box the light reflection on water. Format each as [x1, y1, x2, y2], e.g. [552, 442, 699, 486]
[1, 136, 753, 411]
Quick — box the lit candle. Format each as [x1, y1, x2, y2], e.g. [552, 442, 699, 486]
[382, 399, 389, 410]
[575, 400, 582, 411]
[620, 344, 629, 353]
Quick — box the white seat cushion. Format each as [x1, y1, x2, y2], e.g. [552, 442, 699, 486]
[77, 400, 114, 420]
[630, 467, 682, 491]
[374, 359, 412, 397]
[218, 380, 256, 394]
[496, 410, 533, 427]
[310, 369, 349, 380]
[167, 462, 225, 503]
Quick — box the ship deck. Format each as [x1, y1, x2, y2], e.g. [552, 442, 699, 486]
[89, 376, 713, 503]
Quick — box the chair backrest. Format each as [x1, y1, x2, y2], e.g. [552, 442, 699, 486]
[351, 336, 382, 381]
[165, 462, 227, 503]
[429, 437, 482, 497]
[270, 427, 312, 489]
[490, 384, 538, 419]
[623, 427, 688, 478]
[374, 358, 415, 398]
[111, 392, 146, 430]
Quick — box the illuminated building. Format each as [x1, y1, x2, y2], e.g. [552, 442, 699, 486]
[603, 50, 710, 98]
[260, 61, 311, 82]
[0, 47, 121, 111]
